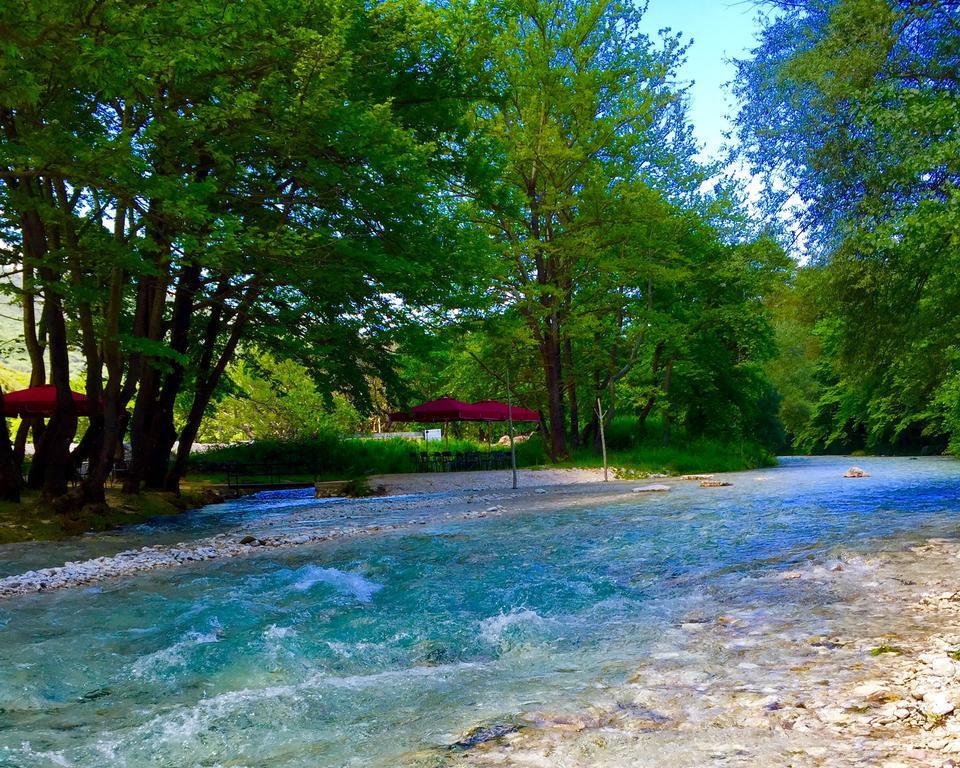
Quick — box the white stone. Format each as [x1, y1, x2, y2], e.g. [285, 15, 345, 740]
[930, 657, 958, 677]
[924, 692, 956, 716]
[631, 484, 671, 493]
[852, 680, 889, 699]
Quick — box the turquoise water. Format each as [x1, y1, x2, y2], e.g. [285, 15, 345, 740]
[0, 456, 958, 767]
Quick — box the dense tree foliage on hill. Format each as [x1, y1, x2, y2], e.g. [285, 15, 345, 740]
[737, 0, 960, 453]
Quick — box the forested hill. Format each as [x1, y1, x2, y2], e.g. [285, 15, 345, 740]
[0, 0, 955, 508]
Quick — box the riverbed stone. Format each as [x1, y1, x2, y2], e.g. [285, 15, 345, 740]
[924, 692, 956, 716]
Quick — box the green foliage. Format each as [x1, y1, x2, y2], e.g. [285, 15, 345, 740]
[737, 0, 960, 455]
[868, 644, 903, 657]
[191, 434, 547, 478]
[565, 416, 776, 474]
[194, 351, 364, 442]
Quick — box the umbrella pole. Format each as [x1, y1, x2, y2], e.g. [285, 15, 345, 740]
[507, 370, 517, 490]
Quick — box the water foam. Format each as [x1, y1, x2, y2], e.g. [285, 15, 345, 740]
[478, 608, 547, 646]
[129, 624, 222, 679]
[289, 565, 383, 602]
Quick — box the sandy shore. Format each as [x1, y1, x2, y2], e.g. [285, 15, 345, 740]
[369, 467, 614, 495]
[442, 536, 960, 768]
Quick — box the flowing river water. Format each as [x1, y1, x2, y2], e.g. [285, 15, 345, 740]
[0, 456, 958, 767]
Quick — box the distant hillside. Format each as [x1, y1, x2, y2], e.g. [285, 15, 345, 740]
[0, 363, 29, 391]
[0, 289, 28, 373]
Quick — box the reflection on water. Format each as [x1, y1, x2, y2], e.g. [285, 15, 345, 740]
[0, 457, 957, 767]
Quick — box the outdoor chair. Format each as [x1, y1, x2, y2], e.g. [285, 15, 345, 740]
[418, 452, 433, 472]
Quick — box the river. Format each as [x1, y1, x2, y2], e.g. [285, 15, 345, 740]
[0, 456, 957, 767]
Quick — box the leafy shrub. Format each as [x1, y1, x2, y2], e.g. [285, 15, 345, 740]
[190, 433, 547, 478]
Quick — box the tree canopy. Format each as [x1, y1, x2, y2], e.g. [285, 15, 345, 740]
[2, 0, 952, 508]
[736, 0, 960, 453]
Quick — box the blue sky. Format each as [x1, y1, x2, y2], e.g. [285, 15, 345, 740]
[639, 0, 763, 161]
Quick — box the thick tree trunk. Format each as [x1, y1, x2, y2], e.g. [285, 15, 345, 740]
[123, 280, 167, 492]
[661, 355, 674, 448]
[541, 325, 567, 460]
[80, 208, 129, 504]
[34, 288, 78, 499]
[12, 181, 76, 496]
[165, 284, 258, 491]
[0, 392, 20, 502]
[141, 263, 202, 490]
[124, 203, 173, 493]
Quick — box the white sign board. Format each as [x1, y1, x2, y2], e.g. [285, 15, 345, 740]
[424, 429, 442, 443]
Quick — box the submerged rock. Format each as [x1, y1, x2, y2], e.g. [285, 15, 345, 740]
[844, 466, 870, 478]
[632, 484, 671, 493]
[451, 722, 521, 749]
[700, 479, 732, 488]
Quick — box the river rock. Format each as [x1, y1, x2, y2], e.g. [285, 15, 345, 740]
[924, 692, 955, 716]
[930, 657, 957, 677]
[853, 680, 890, 700]
[700, 480, 732, 487]
[844, 466, 870, 478]
[451, 722, 521, 749]
[632, 484, 671, 493]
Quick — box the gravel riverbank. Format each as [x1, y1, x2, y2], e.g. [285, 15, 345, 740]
[443, 536, 960, 768]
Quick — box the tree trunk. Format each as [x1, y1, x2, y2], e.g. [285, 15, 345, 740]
[80, 205, 129, 504]
[0, 392, 20, 502]
[141, 263, 203, 490]
[165, 284, 259, 491]
[34, 286, 78, 499]
[637, 342, 665, 429]
[541, 325, 567, 460]
[564, 337, 579, 449]
[124, 202, 173, 493]
[661, 354, 674, 448]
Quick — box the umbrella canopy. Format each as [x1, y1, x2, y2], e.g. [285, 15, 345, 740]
[389, 397, 540, 423]
[2, 385, 91, 417]
[390, 397, 491, 423]
[471, 400, 541, 422]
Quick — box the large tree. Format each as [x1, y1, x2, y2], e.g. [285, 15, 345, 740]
[460, 0, 699, 458]
[0, 0, 490, 503]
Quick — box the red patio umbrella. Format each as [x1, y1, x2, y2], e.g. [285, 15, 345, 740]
[471, 400, 541, 423]
[390, 397, 540, 423]
[390, 397, 492, 423]
[2, 385, 91, 417]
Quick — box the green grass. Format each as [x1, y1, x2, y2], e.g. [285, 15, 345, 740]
[558, 438, 776, 475]
[190, 418, 773, 483]
[0, 487, 218, 543]
[190, 433, 549, 479]
[550, 416, 777, 475]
